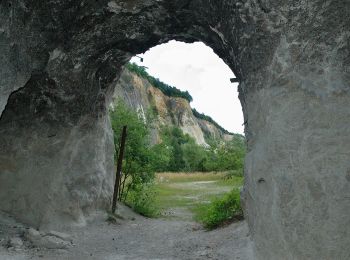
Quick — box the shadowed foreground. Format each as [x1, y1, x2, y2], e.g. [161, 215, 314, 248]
[0, 207, 254, 260]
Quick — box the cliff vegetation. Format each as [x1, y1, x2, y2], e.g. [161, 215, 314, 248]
[111, 63, 245, 226]
[126, 63, 193, 102]
[110, 99, 245, 223]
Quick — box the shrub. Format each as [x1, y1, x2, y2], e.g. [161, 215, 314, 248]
[110, 99, 157, 212]
[194, 188, 243, 229]
[125, 183, 159, 218]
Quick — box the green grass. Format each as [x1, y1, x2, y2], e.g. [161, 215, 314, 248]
[153, 172, 243, 227]
[156, 172, 227, 182]
[193, 188, 244, 229]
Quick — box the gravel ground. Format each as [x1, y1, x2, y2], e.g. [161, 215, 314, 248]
[0, 206, 255, 260]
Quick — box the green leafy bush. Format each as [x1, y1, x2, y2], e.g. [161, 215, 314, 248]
[110, 99, 157, 215]
[194, 188, 243, 229]
[125, 183, 159, 217]
[151, 126, 246, 174]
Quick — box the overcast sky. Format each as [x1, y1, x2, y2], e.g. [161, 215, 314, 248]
[130, 40, 244, 135]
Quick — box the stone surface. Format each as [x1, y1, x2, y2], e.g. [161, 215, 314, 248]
[8, 237, 23, 249]
[0, 0, 349, 259]
[45, 231, 72, 243]
[25, 228, 72, 249]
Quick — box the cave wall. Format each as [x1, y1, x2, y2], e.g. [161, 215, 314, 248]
[0, 0, 349, 258]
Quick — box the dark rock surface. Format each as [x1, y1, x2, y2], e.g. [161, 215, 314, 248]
[0, 1, 349, 259]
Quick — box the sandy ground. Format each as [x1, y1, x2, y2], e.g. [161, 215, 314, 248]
[0, 179, 255, 260]
[0, 205, 255, 260]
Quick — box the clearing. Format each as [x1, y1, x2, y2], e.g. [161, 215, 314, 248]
[154, 172, 243, 222]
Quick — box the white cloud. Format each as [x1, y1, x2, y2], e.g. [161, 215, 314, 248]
[130, 40, 244, 134]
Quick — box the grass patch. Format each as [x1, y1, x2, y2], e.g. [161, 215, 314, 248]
[123, 172, 244, 226]
[216, 175, 244, 187]
[156, 172, 227, 183]
[193, 188, 244, 230]
[154, 172, 243, 224]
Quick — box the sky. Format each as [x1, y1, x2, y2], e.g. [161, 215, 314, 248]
[130, 40, 244, 135]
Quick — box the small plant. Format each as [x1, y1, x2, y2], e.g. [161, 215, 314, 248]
[125, 183, 159, 218]
[194, 188, 243, 230]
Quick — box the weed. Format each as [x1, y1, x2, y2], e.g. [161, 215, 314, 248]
[125, 183, 159, 218]
[194, 188, 244, 230]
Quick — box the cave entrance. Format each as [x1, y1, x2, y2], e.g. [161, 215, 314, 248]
[111, 40, 246, 226]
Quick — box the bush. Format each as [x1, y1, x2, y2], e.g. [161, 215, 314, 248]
[194, 188, 243, 229]
[110, 99, 156, 210]
[125, 183, 159, 218]
[149, 126, 246, 174]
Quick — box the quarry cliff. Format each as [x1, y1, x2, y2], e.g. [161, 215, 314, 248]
[113, 68, 234, 146]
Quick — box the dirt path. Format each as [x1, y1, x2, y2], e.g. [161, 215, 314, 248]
[0, 176, 254, 259]
[0, 207, 255, 260]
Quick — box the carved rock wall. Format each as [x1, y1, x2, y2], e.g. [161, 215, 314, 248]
[0, 0, 349, 258]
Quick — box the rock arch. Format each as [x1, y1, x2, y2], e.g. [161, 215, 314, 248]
[0, 1, 349, 259]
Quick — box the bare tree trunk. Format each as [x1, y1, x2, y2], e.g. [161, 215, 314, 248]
[111, 126, 127, 213]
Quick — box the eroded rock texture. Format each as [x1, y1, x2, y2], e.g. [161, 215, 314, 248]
[113, 69, 234, 146]
[0, 0, 349, 259]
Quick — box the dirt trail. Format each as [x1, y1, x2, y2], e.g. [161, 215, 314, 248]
[0, 179, 254, 259]
[0, 206, 254, 260]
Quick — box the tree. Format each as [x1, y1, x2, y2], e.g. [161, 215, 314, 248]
[110, 99, 155, 202]
[182, 139, 208, 172]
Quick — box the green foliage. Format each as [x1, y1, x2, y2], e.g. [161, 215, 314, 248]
[152, 126, 196, 172]
[125, 183, 159, 217]
[194, 188, 243, 229]
[151, 126, 246, 174]
[148, 142, 172, 172]
[154, 173, 242, 219]
[110, 99, 157, 214]
[125, 62, 246, 175]
[163, 127, 189, 171]
[203, 136, 246, 174]
[182, 140, 208, 172]
[110, 108, 245, 174]
[126, 62, 193, 102]
[109, 101, 245, 223]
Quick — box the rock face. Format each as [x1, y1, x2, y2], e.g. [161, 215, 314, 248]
[0, 0, 349, 259]
[113, 69, 232, 145]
